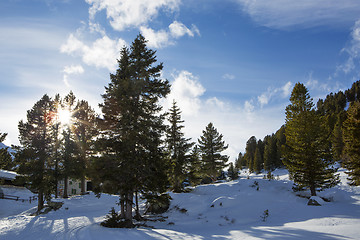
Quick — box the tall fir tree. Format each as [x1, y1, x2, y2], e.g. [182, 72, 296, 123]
[17, 94, 55, 212]
[93, 34, 170, 227]
[244, 136, 257, 172]
[59, 91, 80, 198]
[284, 83, 339, 196]
[165, 100, 194, 192]
[342, 101, 360, 185]
[73, 99, 97, 194]
[253, 146, 262, 174]
[0, 132, 14, 170]
[198, 122, 229, 182]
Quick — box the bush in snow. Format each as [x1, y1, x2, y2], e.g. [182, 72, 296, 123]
[145, 193, 172, 214]
[261, 209, 269, 222]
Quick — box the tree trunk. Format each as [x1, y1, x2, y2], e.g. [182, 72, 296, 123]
[37, 190, 44, 213]
[134, 191, 141, 220]
[81, 177, 86, 195]
[63, 177, 68, 198]
[310, 184, 316, 196]
[124, 192, 133, 227]
[120, 194, 125, 219]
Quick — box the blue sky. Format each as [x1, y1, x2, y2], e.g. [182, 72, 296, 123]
[1, 0, 360, 160]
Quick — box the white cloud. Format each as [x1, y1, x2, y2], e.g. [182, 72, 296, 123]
[141, 21, 200, 48]
[281, 81, 293, 97]
[336, 20, 360, 75]
[222, 73, 235, 80]
[160, 70, 292, 160]
[164, 70, 205, 116]
[62, 65, 84, 87]
[60, 34, 126, 71]
[63, 65, 84, 75]
[169, 21, 200, 38]
[236, 0, 360, 30]
[86, 0, 180, 31]
[140, 26, 173, 48]
[256, 81, 293, 107]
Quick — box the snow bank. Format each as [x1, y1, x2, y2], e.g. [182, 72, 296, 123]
[0, 169, 17, 180]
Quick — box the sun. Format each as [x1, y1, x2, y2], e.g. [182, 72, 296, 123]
[58, 108, 72, 125]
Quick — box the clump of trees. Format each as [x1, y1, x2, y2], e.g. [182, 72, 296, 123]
[14, 92, 97, 213]
[8, 34, 231, 226]
[238, 81, 360, 194]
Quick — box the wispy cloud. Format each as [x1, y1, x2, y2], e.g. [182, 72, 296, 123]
[256, 81, 293, 107]
[222, 73, 235, 80]
[141, 21, 200, 48]
[63, 65, 84, 87]
[235, 0, 360, 30]
[336, 20, 360, 76]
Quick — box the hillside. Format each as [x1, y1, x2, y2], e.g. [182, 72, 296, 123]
[0, 168, 359, 239]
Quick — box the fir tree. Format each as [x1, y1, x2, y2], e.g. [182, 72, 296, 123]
[342, 101, 360, 185]
[59, 92, 79, 198]
[0, 132, 14, 170]
[165, 100, 194, 192]
[263, 134, 279, 171]
[73, 99, 97, 194]
[253, 146, 262, 174]
[284, 83, 339, 196]
[198, 122, 229, 182]
[227, 162, 239, 180]
[93, 34, 170, 227]
[244, 136, 257, 172]
[187, 145, 203, 186]
[17, 94, 55, 212]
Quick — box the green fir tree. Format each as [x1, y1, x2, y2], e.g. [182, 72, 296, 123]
[342, 101, 360, 185]
[198, 122, 229, 182]
[165, 100, 194, 192]
[283, 83, 339, 196]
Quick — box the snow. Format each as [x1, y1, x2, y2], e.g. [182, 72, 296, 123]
[1, 168, 360, 239]
[0, 169, 18, 180]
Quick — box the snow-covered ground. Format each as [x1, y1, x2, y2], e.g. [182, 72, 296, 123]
[1, 168, 360, 239]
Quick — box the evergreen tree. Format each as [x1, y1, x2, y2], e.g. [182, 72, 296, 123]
[235, 152, 246, 169]
[227, 162, 239, 180]
[284, 83, 339, 196]
[198, 122, 229, 182]
[253, 146, 262, 174]
[73, 99, 97, 194]
[244, 136, 257, 172]
[342, 101, 360, 185]
[0, 132, 14, 170]
[51, 94, 62, 198]
[187, 145, 203, 186]
[59, 92, 80, 198]
[165, 100, 194, 192]
[17, 94, 55, 212]
[263, 134, 279, 171]
[93, 34, 170, 227]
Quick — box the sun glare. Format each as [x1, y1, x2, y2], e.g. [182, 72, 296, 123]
[58, 109, 72, 125]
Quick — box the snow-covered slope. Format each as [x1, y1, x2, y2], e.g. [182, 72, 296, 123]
[0, 169, 360, 239]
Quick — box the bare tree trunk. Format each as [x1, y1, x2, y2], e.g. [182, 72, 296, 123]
[63, 177, 68, 198]
[124, 191, 133, 227]
[120, 194, 125, 219]
[81, 177, 86, 195]
[37, 190, 44, 213]
[134, 191, 141, 220]
[310, 184, 316, 196]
